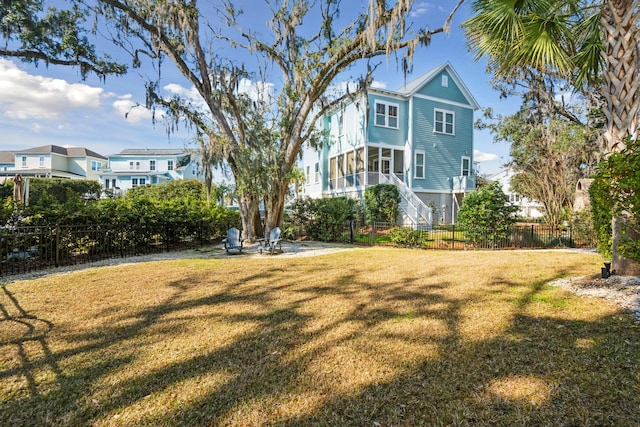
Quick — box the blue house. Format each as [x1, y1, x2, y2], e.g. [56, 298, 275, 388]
[99, 149, 204, 193]
[301, 62, 479, 226]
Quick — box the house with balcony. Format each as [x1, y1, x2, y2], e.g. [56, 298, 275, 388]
[99, 148, 203, 193]
[301, 62, 479, 226]
[0, 145, 107, 182]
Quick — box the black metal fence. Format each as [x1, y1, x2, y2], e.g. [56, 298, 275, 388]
[0, 222, 221, 277]
[0, 220, 597, 277]
[340, 222, 597, 250]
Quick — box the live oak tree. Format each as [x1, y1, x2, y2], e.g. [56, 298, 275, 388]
[0, 0, 125, 77]
[464, 0, 640, 274]
[89, 0, 463, 240]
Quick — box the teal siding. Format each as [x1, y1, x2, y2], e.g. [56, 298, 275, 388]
[367, 94, 408, 147]
[411, 97, 473, 191]
[417, 71, 469, 106]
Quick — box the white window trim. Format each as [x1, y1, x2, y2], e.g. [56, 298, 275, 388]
[461, 156, 471, 176]
[314, 162, 320, 184]
[414, 150, 425, 179]
[338, 113, 344, 137]
[434, 108, 455, 136]
[374, 100, 400, 129]
[441, 75, 449, 87]
[305, 165, 311, 185]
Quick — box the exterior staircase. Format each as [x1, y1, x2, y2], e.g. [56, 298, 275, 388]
[379, 173, 432, 230]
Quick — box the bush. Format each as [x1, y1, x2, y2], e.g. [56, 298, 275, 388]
[290, 196, 358, 241]
[590, 137, 640, 261]
[457, 181, 518, 247]
[388, 227, 425, 247]
[364, 184, 400, 223]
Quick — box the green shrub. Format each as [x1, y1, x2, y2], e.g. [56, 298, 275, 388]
[290, 196, 358, 241]
[388, 226, 424, 247]
[457, 181, 518, 247]
[590, 137, 640, 261]
[364, 184, 400, 223]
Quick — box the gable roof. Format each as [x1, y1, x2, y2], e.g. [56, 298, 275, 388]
[115, 148, 188, 156]
[0, 151, 15, 163]
[377, 62, 480, 110]
[15, 145, 107, 160]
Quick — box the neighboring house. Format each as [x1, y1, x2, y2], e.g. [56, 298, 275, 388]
[301, 62, 479, 226]
[489, 168, 544, 220]
[0, 151, 15, 173]
[99, 149, 203, 193]
[0, 145, 107, 182]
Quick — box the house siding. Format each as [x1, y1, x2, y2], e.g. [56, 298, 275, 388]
[367, 93, 408, 147]
[412, 97, 474, 192]
[417, 70, 469, 105]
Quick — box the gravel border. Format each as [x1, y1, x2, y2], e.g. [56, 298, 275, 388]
[549, 275, 640, 321]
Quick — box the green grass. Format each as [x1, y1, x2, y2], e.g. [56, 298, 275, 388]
[1, 248, 639, 426]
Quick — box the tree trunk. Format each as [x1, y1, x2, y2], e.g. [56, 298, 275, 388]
[601, 1, 640, 275]
[263, 179, 288, 237]
[239, 191, 262, 242]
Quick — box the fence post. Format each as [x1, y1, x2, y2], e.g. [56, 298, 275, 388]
[370, 223, 375, 246]
[531, 225, 534, 248]
[451, 224, 455, 249]
[55, 227, 60, 268]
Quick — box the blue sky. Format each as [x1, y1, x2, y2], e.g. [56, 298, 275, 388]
[0, 1, 517, 176]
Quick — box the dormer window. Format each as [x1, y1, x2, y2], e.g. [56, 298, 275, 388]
[374, 101, 399, 129]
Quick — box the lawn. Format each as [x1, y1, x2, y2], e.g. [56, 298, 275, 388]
[1, 247, 639, 426]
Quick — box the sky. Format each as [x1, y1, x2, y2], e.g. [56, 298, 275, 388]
[0, 1, 518, 177]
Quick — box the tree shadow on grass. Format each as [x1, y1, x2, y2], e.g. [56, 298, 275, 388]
[1, 257, 639, 426]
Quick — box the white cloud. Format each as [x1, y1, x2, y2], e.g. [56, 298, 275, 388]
[0, 59, 103, 120]
[112, 97, 154, 123]
[410, 2, 433, 18]
[474, 149, 500, 163]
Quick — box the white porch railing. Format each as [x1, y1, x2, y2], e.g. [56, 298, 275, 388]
[379, 173, 432, 230]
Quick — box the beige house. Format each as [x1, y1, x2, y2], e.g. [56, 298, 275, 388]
[0, 145, 107, 182]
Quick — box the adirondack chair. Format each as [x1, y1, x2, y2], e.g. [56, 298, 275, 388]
[258, 227, 282, 255]
[222, 227, 244, 254]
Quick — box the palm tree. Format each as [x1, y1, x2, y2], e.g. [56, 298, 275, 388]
[463, 0, 640, 274]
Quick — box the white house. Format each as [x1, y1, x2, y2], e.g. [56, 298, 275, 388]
[301, 62, 479, 226]
[99, 148, 204, 193]
[489, 168, 544, 219]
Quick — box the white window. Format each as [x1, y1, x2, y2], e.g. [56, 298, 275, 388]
[139, 178, 146, 186]
[461, 156, 471, 176]
[305, 165, 310, 185]
[39, 156, 45, 168]
[132, 178, 138, 187]
[434, 109, 454, 135]
[21, 156, 27, 168]
[338, 113, 344, 136]
[91, 160, 102, 171]
[314, 162, 320, 183]
[168, 160, 174, 171]
[129, 161, 134, 170]
[374, 101, 399, 129]
[135, 161, 140, 170]
[414, 151, 425, 179]
[441, 75, 449, 87]
[150, 160, 156, 171]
